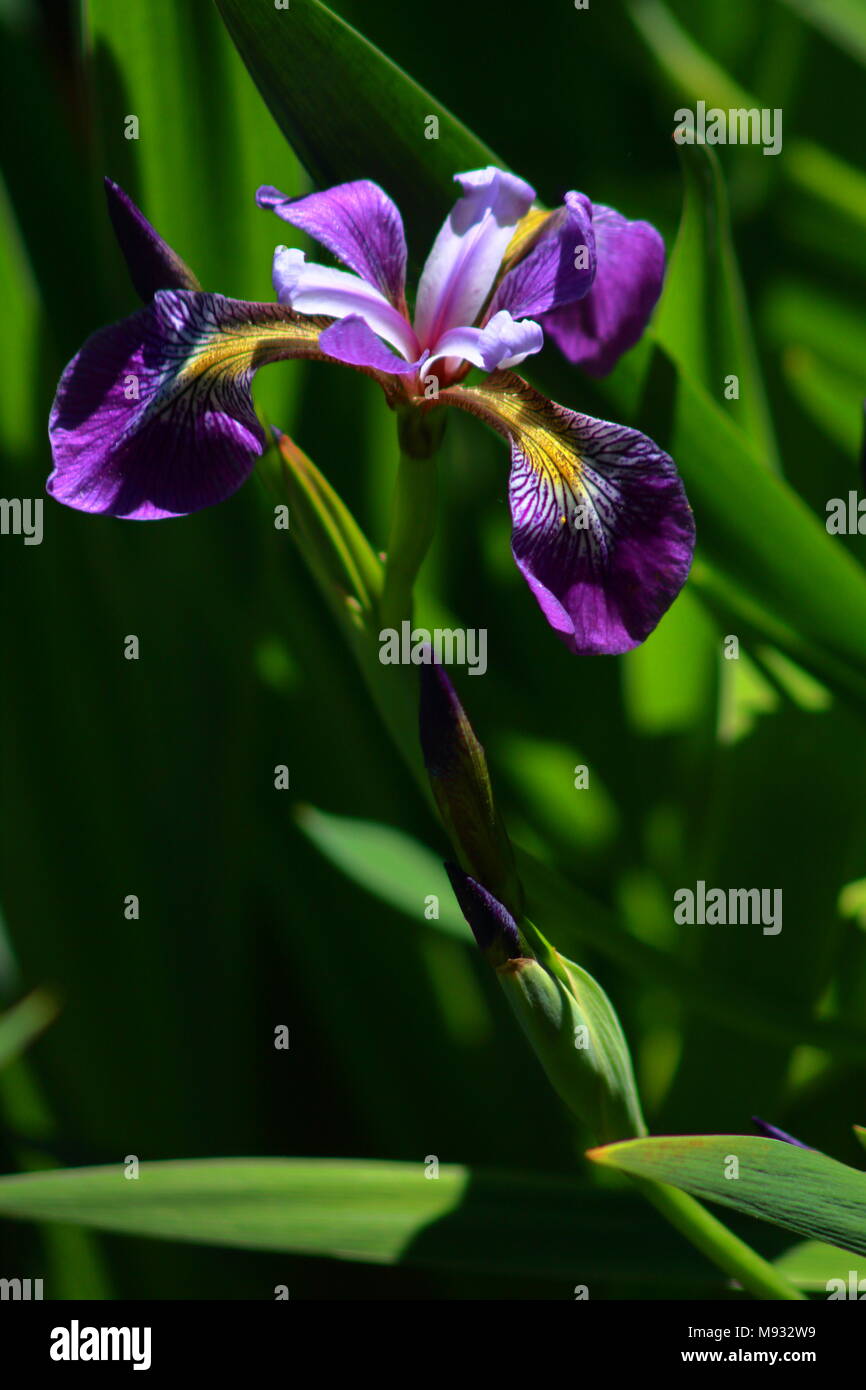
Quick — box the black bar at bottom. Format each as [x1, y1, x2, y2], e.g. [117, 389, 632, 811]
[0, 1295, 861, 1375]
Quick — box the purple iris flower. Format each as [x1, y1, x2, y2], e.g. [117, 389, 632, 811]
[47, 169, 694, 655]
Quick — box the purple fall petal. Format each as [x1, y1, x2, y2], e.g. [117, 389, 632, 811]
[509, 413, 693, 654]
[273, 247, 419, 361]
[414, 168, 535, 347]
[752, 1117, 812, 1149]
[426, 310, 544, 375]
[256, 179, 408, 307]
[104, 177, 200, 301]
[47, 290, 324, 520]
[542, 204, 665, 377]
[490, 192, 596, 321]
[318, 315, 425, 376]
[444, 863, 522, 959]
[442, 373, 694, 655]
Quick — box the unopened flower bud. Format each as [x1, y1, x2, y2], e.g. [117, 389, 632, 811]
[420, 661, 522, 914]
[444, 863, 522, 966]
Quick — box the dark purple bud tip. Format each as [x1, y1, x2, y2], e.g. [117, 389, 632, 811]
[419, 659, 471, 778]
[104, 177, 201, 302]
[445, 863, 521, 960]
[752, 1117, 811, 1148]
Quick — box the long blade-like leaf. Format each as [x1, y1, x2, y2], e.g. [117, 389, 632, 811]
[655, 141, 779, 469]
[588, 1134, 866, 1257]
[640, 344, 866, 712]
[0, 1158, 715, 1282]
[215, 0, 502, 256]
[296, 806, 468, 939]
[0, 992, 57, 1070]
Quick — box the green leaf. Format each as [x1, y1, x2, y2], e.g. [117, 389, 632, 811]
[628, 0, 866, 237]
[86, 0, 303, 425]
[0, 176, 41, 465]
[295, 806, 468, 940]
[0, 17, 112, 348]
[763, 282, 866, 457]
[784, 141, 866, 237]
[0, 992, 57, 1070]
[764, 282, 866, 383]
[0, 1158, 465, 1261]
[655, 141, 778, 468]
[588, 1134, 866, 1256]
[499, 734, 618, 850]
[777, 0, 866, 66]
[780, 348, 864, 458]
[621, 586, 718, 735]
[627, 0, 757, 110]
[0, 1157, 714, 1282]
[215, 0, 502, 256]
[641, 345, 866, 712]
[773, 1239, 865, 1292]
[269, 435, 430, 786]
[271, 431, 382, 622]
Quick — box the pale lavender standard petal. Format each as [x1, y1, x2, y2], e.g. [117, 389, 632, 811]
[542, 204, 665, 377]
[257, 179, 408, 306]
[413, 168, 535, 347]
[489, 192, 596, 320]
[426, 310, 543, 375]
[273, 247, 420, 361]
[47, 290, 324, 520]
[318, 315, 426, 377]
[104, 177, 201, 301]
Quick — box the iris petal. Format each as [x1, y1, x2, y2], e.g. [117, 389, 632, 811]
[426, 310, 543, 375]
[104, 177, 200, 302]
[413, 168, 535, 347]
[542, 204, 664, 377]
[489, 191, 596, 320]
[318, 314, 426, 376]
[48, 290, 326, 520]
[440, 372, 694, 654]
[272, 247, 420, 361]
[444, 863, 522, 959]
[256, 179, 408, 307]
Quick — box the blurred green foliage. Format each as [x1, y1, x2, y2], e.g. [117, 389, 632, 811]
[0, 0, 864, 1298]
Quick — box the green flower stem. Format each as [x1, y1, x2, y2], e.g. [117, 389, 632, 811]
[379, 451, 438, 632]
[633, 1177, 806, 1301]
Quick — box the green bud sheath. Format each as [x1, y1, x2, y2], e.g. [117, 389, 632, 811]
[496, 954, 646, 1145]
